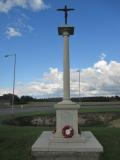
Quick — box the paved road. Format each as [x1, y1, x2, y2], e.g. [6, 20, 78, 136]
[0, 106, 55, 115]
[0, 104, 120, 115]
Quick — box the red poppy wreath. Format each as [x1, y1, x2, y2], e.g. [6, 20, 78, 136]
[62, 125, 74, 138]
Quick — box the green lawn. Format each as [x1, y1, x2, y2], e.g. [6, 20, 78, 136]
[80, 107, 120, 113]
[0, 125, 52, 160]
[84, 127, 120, 160]
[0, 109, 120, 160]
[0, 125, 120, 160]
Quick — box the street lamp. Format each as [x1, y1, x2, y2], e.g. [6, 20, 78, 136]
[77, 69, 80, 101]
[4, 54, 16, 114]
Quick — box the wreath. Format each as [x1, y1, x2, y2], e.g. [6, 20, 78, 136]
[62, 125, 74, 138]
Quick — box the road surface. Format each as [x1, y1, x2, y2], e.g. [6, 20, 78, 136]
[0, 103, 120, 115]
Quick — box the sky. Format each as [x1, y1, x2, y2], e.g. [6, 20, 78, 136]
[0, 0, 120, 98]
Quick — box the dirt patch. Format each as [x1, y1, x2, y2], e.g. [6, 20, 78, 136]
[109, 119, 120, 128]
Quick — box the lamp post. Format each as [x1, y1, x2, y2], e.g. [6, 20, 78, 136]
[77, 70, 80, 101]
[5, 54, 16, 114]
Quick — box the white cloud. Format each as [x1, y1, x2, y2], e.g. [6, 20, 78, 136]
[1, 60, 120, 98]
[100, 53, 106, 60]
[0, 88, 11, 96]
[0, 0, 48, 13]
[29, 0, 47, 11]
[6, 27, 22, 38]
[80, 60, 120, 96]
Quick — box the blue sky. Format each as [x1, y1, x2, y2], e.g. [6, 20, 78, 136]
[0, 0, 120, 97]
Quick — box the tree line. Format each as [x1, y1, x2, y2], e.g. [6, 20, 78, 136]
[0, 93, 120, 104]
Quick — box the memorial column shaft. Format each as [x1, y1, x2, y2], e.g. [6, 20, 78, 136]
[63, 32, 70, 100]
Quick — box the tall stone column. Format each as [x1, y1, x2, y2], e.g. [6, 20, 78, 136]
[58, 26, 74, 103]
[54, 26, 80, 138]
[63, 31, 70, 101]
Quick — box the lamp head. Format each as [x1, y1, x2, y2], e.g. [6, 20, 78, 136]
[4, 55, 10, 58]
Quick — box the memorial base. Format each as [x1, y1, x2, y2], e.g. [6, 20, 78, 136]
[31, 131, 103, 160]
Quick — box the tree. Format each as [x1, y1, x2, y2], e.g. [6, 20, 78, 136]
[1, 93, 20, 104]
[20, 96, 34, 104]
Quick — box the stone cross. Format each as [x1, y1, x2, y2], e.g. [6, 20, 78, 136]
[57, 5, 75, 24]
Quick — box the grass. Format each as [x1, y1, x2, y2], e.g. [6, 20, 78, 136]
[0, 125, 120, 160]
[0, 125, 53, 160]
[0, 109, 120, 160]
[86, 127, 120, 160]
[79, 107, 120, 113]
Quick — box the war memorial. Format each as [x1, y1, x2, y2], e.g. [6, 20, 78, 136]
[31, 5, 103, 160]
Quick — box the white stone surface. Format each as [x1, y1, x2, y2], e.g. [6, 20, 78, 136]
[32, 131, 103, 152]
[55, 100, 80, 137]
[50, 131, 86, 143]
[63, 31, 70, 100]
[55, 100, 80, 109]
[56, 109, 79, 137]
